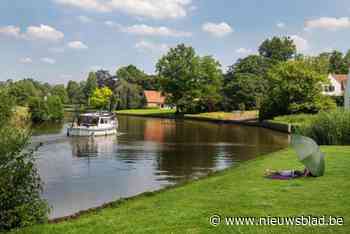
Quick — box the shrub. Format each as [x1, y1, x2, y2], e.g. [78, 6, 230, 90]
[47, 95, 64, 121]
[297, 109, 350, 145]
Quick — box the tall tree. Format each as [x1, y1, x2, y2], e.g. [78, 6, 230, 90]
[328, 50, 348, 74]
[90, 87, 113, 110]
[51, 84, 68, 104]
[223, 55, 272, 111]
[113, 79, 146, 110]
[84, 72, 98, 102]
[258, 36, 296, 62]
[260, 60, 336, 120]
[66, 80, 84, 104]
[156, 44, 201, 113]
[196, 56, 223, 112]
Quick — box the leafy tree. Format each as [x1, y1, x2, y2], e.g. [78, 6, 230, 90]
[156, 44, 202, 113]
[260, 60, 336, 120]
[223, 55, 272, 110]
[51, 84, 68, 104]
[329, 50, 349, 74]
[47, 95, 64, 121]
[0, 88, 15, 126]
[66, 80, 84, 104]
[83, 72, 98, 102]
[96, 70, 116, 89]
[90, 87, 113, 110]
[117, 65, 161, 90]
[113, 79, 146, 110]
[345, 49, 350, 67]
[259, 36, 296, 62]
[196, 56, 223, 112]
[28, 97, 50, 123]
[8, 79, 40, 106]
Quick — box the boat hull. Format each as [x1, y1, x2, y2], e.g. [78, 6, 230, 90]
[67, 127, 117, 137]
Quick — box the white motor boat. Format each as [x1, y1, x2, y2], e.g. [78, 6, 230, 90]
[67, 112, 118, 137]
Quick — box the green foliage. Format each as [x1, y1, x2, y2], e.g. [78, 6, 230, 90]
[260, 60, 336, 120]
[0, 88, 15, 126]
[298, 109, 350, 145]
[0, 96, 49, 231]
[47, 95, 64, 121]
[51, 85, 68, 104]
[8, 79, 40, 106]
[117, 65, 160, 90]
[83, 72, 98, 102]
[113, 80, 146, 110]
[328, 50, 349, 74]
[156, 44, 222, 113]
[66, 80, 85, 104]
[28, 96, 64, 123]
[223, 55, 272, 110]
[90, 87, 113, 110]
[258, 36, 296, 62]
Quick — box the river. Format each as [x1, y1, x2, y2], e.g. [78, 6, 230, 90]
[32, 115, 289, 219]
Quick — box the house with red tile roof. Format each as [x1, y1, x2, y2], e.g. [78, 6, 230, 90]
[323, 74, 348, 96]
[144, 90, 167, 108]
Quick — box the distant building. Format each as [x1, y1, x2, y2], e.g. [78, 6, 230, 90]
[323, 74, 348, 96]
[144, 90, 167, 108]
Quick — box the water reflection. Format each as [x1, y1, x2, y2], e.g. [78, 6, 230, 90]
[33, 115, 288, 218]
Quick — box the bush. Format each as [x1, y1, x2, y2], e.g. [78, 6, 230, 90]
[47, 95, 64, 121]
[297, 109, 350, 145]
[259, 60, 335, 120]
[0, 128, 49, 231]
[29, 95, 64, 123]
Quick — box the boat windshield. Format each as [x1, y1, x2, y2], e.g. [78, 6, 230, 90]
[78, 116, 99, 126]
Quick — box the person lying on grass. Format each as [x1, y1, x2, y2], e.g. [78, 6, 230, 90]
[264, 168, 313, 180]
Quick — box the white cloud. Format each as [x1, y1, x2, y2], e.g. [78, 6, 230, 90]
[41, 57, 56, 64]
[276, 22, 286, 28]
[290, 35, 309, 52]
[77, 15, 93, 23]
[0, 25, 21, 38]
[25, 25, 64, 42]
[19, 57, 33, 64]
[0, 24, 64, 42]
[236, 48, 253, 54]
[135, 40, 169, 54]
[54, 0, 193, 19]
[54, 0, 110, 12]
[119, 24, 192, 37]
[68, 41, 88, 49]
[202, 22, 233, 37]
[305, 17, 350, 30]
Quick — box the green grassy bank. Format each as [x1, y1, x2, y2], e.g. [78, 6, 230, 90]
[116, 109, 258, 122]
[12, 146, 350, 234]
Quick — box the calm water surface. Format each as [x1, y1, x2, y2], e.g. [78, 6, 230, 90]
[32, 115, 289, 218]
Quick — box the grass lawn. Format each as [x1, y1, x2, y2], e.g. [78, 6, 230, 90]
[116, 109, 258, 122]
[11, 146, 350, 234]
[271, 114, 317, 127]
[186, 111, 258, 121]
[116, 109, 176, 117]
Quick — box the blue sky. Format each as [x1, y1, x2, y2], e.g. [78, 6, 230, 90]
[1, 0, 350, 84]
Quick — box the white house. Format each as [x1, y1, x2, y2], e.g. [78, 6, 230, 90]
[322, 74, 348, 96]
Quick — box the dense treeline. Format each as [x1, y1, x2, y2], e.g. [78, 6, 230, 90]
[2, 36, 349, 122]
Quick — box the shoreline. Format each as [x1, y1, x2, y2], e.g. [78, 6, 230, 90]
[14, 146, 350, 233]
[116, 111, 292, 133]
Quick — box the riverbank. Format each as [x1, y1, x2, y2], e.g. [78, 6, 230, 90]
[116, 109, 291, 133]
[12, 146, 350, 233]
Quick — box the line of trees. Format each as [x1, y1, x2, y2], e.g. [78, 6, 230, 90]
[2, 36, 349, 122]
